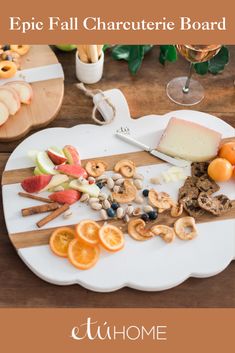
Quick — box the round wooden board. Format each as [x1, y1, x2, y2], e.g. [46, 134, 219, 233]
[0, 45, 64, 142]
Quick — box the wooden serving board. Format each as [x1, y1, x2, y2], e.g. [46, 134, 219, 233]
[0, 45, 64, 142]
[2, 145, 235, 251]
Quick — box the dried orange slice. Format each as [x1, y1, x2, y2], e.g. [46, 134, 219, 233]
[49, 227, 76, 257]
[76, 220, 101, 246]
[99, 224, 124, 252]
[68, 239, 100, 270]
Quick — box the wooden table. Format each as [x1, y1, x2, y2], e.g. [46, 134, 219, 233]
[0, 46, 234, 307]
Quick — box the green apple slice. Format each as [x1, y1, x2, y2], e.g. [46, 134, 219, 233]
[34, 166, 44, 176]
[28, 150, 40, 163]
[69, 180, 100, 197]
[36, 151, 57, 175]
[41, 174, 69, 191]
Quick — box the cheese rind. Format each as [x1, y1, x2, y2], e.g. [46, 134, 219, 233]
[157, 117, 222, 162]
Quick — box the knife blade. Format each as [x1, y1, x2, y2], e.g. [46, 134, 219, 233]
[115, 131, 191, 168]
[0, 63, 64, 85]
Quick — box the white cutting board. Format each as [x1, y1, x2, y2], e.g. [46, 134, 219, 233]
[2, 89, 235, 292]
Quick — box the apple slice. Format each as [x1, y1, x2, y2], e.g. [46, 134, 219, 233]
[6, 81, 33, 105]
[0, 101, 9, 126]
[36, 151, 57, 175]
[63, 145, 81, 165]
[47, 146, 67, 165]
[41, 174, 69, 192]
[69, 180, 100, 197]
[49, 189, 81, 205]
[28, 150, 41, 164]
[0, 87, 20, 115]
[55, 164, 88, 178]
[21, 175, 52, 193]
[34, 166, 45, 176]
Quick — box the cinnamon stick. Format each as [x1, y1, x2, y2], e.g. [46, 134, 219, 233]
[18, 192, 53, 203]
[36, 204, 70, 228]
[21, 203, 60, 217]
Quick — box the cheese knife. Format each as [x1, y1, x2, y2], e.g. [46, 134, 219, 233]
[115, 131, 191, 168]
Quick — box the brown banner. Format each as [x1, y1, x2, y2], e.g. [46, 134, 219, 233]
[0, 308, 234, 352]
[0, 0, 235, 43]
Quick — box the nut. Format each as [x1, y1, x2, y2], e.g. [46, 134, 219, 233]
[107, 177, 115, 190]
[174, 217, 197, 240]
[113, 185, 121, 193]
[63, 210, 73, 219]
[112, 173, 123, 181]
[80, 193, 90, 202]
[143, 205, 154, 213]
[117, 207, 124, 219]
[150, 177, 162, 185]
[99, 192, 108, 201]
[112, 180, 137, 204]
[123, 214, 130, 223]
[151, 225, 175, 243]
[85, 160, 108, 178]
[91, 202, 102, 211]
[128, 218, 153, 241]
[115, 178, 125, 186]
[89, 197, 100, 205]
[96, 175, 108, 182]
[108, 194, 114, 203]
[100, 209, 108, 220]
[133, 207, 142, 216]
[103, 199, 111, 209]
[133, 179, 143, 190]
[134, 195, 144, 204]
[114, 159, 136, 178]
[133, 172, 144, 180]
[126, 205, 134, 216]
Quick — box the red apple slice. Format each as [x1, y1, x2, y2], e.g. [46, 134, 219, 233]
[0, 101, 9, 126]
[63, 145, 81, 165]
[21, 175, 53, 193]
[0, 87, 20, 115]
[55, 164, 88, 179]
[47, 147, 67, 165]
[6, 81, 33, 105]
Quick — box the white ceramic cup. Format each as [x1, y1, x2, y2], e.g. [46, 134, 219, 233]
[75, 50, 104, 84]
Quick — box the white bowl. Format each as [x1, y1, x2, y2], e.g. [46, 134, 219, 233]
[75, 50, 104, 84]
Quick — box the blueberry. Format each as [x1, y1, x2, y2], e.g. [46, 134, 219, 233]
[148, 211, 158, 220]
[141, 213, 149, 222]
[142, 189, 149, 197]
[111, 202, 119, 210]
[96, 182, 104, 189]
[107, 208, 116, 218]
[3, 45, 10, 51]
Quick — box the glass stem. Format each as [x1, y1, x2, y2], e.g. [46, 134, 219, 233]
[183, 63, 193, 94]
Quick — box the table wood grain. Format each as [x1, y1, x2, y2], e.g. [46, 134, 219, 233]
[0, 46, 234, 307]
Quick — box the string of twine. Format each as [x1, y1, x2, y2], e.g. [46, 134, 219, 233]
[76, 83, 116, 125]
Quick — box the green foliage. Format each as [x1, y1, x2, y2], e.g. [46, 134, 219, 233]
[159, 45, 178, 64]
[111, 45, 229, 76]
[194, 46, 229, 75]
[111, 45, 152, 74]
[193, 62, 209, 75]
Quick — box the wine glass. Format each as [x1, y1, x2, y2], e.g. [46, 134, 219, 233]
[166, 44, 222, 106]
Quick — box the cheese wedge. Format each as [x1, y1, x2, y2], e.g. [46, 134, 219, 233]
[157, 117, 222, 162]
